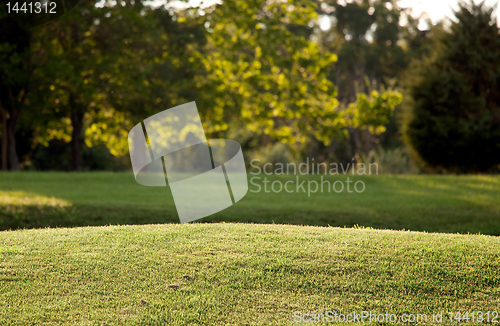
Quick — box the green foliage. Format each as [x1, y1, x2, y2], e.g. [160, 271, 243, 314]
[247, 142, 298, 169]
[29, 1, 202, 156]
[194, 0, 341, 145]
[362, 147, 420, 174]
[320, 0, 415, 98]
[317, 0, 417, 159]
[347, 86, 403, 134]
[3, 0, 420, 170]
[0, 6, 33, 170]
[27, 0, 347, 163]
[404, 1, 500, 172]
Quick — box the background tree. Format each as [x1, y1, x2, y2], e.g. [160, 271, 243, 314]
[29, 0, 206, 170]
[403, 0, 500, 172]
[3, 0, 415, 171]
[193, 0, 341, 145]
[0, 9, 31, 171]
[196, 0, 402, 164]
[316, 0, 423, 162]
[26, 0, 346, 169]
[0, 0, 82, 170]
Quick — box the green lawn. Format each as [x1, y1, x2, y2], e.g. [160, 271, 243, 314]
[1, 173, 499, 324]
[0, 223, 499, 325]
[1, 172, 499, 234]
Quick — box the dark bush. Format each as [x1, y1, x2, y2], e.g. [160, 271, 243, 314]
[31, 140, 129, 171]
[404, 1, 500, 172]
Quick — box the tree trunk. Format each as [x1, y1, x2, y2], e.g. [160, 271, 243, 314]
[71, 106, 84, 171]
[327, 139, 338, 162]
[348, 127, 362, 158]
[1, 106, 7, 171]
[345, 131, 353, 161]
[260, 133, 272, 147]
[5, 103, 22, 171]
[7, 125, 19, 171]
[364, 128, 372, 157]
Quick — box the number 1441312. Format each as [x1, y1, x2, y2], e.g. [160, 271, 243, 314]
[6, 2, 57, 14]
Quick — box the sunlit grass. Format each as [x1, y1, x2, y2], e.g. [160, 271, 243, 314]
[0, 173, 499, 324]
[0, 172, 500, 234]
[0, 223, 498, 325]
[0, 190, 71, 207]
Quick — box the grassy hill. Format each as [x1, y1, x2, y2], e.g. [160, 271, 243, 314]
[1, 172, 500, 234]
[0, 223, 499, 325]
[1, 173, 499, 324]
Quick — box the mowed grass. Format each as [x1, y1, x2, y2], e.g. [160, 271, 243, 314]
[0, 223, 499, 325]
[1, 172, 500, 234]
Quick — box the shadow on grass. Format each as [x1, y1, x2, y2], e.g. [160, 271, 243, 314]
[201, 206, 500, 236]
[0, 205, 179, 231]
[1, 173, 500, 235]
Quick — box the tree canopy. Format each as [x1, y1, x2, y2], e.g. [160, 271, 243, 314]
[1, 0, 410, 171]
[404, 1, 500, 172]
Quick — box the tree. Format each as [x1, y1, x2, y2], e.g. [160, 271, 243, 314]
[30, 0, 206, 170]
[41, 0, 346, 162]
[403, 1, 500, 172]
[0, 10, 31, 170]
[0, 0, 81, 171]
[10, 0, 405, 169]
[191, 0, 341, 145]
[316, 0, 409, 160]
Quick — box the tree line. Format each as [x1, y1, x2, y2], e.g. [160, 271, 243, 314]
[1, 0, 498, 173]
